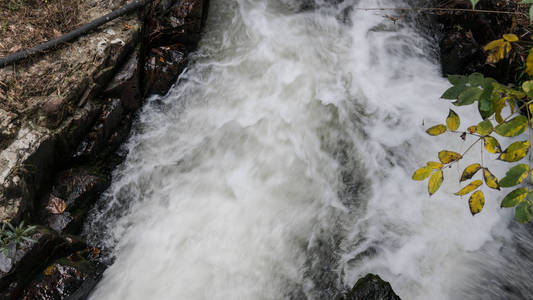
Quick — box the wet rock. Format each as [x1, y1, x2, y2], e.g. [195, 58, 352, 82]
[144, 44, 188, 96]
[105, 114, 132, 156]
[104, 50, 142, 111]
[100, 99, 124, 140]
[168, 0, 205, 32]
[72, 125, 104, 161]
[147, 0, 206, 48]
[20, 256, 95, 300]
[73, 98, 124, 160]
[346, 274, 401, 300]
[54, 102, 100, 166]
[52, 168, 108, 208]
[0, 227, 60, 294]
[40, 168, 109, 234]
[440, 30, 484, 76]
[47, 213, 74, 233]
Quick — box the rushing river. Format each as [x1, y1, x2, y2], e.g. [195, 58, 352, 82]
[84, 0, 533, 299]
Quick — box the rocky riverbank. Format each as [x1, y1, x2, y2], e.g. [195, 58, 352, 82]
[0, 0, 208, 298]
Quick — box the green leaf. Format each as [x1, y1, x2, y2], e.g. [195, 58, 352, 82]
[470, 0, 480, 9]
[476, 119, 493, 136]
[479, 81, 495, 118]
[500, 164, 530, 187]
[460, 163, 482, 182]
[441, 85, 467, 100]
[494, 115, 528, 137]
[426, 124, 447, 136]
[448, 75, 467, 86]
[413, 166, 433, 181]
[516, 200, 532, 223]
[501, 188, 528, 207]
[428, 169, 444, 196]
[438, 150, 463, 164]
[469, 190, 485, 215]
[478, 92, 492, 112]
[498, 141, 530, 162]
[446, 109, 460, 131]
[523, 80, 533, 98]
[483, 168, 500, 190]
[484, 136, 502, 154]
[454, 87, 482, 106]
[468, 73, 484, 86]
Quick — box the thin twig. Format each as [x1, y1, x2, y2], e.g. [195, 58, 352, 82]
[352, 7, 529, 18]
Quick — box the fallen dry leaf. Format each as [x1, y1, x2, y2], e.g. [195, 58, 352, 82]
[46, 195, 66, 214]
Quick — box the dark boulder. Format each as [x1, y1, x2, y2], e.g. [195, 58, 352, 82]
[346, 274, 401, 300]
[73, 98, 124, 160]
[146, 0, 206, 48]
[20, 255, 96, 300]
[144, 44, 188, 96]
[0, 227, 61, 298]
[38, 167, 109, 234]
[103, 50, 142, 112]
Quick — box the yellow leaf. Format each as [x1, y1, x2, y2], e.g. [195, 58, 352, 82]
[460, 163, 482, 182]
[426, 124, 447, 136]
[484, 39, 511, 64]
[426, 161, 443, 169]
[428, 169, 444, 196]
[509, 99, 517, 113]
[44, 265, 56, 276]
[413, 166, 433, 181]
[503, 33, 519, 42]
[467, 125, 477, 134]
[484, 136, 502, 154]
[446, 109, 460, 131]
[455, 180, 482, 196]
[483, 168, 500, 190]
[527, 49, 533, 76]
[495, 98, 506, 124]
[498, 141, 531, 162]
[469, 190, 485, 215]
[438, 150, 462, 164]
[484, 39, 505, 51]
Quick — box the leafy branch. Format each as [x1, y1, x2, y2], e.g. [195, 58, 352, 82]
[413, 72, 533, 223]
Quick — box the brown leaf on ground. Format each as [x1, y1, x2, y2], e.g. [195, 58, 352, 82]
[46, 195, 66, 214]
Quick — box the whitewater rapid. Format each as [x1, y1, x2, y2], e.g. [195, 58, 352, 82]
[85, 0, 533, 299]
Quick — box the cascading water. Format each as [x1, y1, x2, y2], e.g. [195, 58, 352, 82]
[84, 0, 533, 299]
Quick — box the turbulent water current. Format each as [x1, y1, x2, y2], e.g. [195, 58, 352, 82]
[84, 0, 533, 299]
